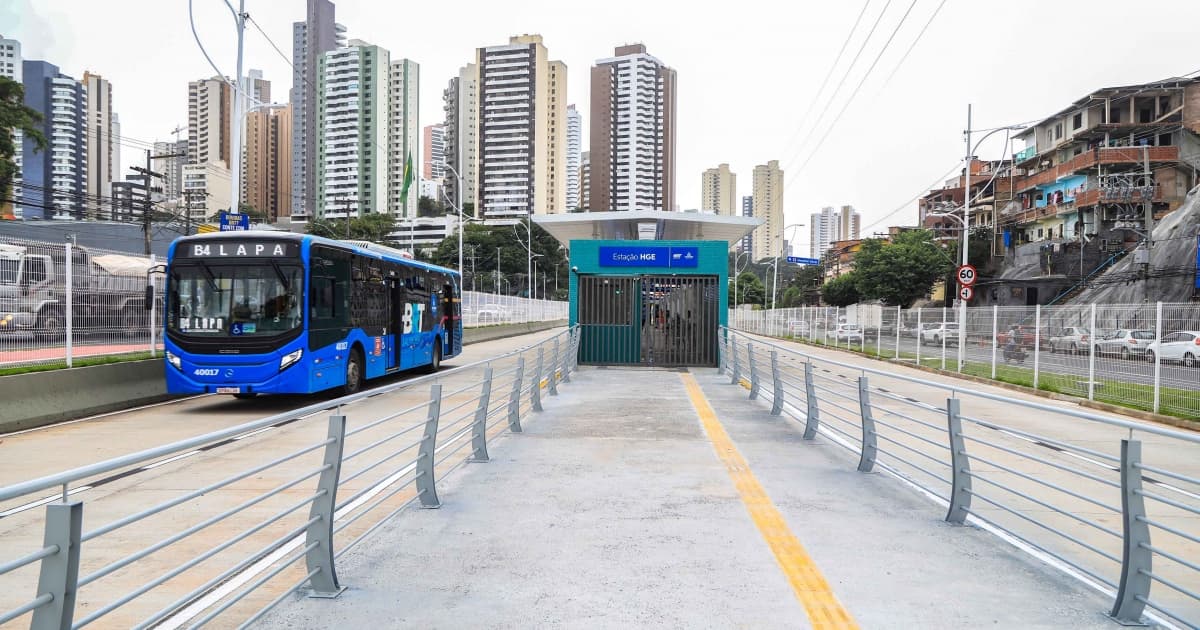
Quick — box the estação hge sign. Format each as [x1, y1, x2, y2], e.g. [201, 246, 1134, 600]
[598, 246, 698, 268]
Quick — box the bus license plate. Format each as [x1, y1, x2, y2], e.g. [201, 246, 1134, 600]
[217, 387, 241, 394]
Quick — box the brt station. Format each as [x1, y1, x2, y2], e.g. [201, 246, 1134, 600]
[534, 211, 761, 367]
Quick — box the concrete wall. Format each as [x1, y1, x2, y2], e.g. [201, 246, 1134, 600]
[0, 320, 567, 434]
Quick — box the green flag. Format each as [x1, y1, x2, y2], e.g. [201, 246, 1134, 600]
[399, 151, 414, 206]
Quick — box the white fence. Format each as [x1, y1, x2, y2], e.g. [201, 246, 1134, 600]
[0, 234, 568, 370]
[731, 302, 1200, 420]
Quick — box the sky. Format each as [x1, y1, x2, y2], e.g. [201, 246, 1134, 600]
[4, 0, 1200, 251]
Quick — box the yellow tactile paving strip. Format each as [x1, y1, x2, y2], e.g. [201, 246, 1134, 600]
[680, 372, 859, 630]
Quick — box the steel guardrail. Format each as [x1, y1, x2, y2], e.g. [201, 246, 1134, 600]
[720, 327, 1200, 628]
[0, 326, 581, 629]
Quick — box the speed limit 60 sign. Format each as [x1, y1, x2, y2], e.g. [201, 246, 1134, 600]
[958, 285, 975, 301]
[956, 264, 978, 286]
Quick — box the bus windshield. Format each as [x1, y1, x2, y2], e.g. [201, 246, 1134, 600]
[168, 262, 303, 337]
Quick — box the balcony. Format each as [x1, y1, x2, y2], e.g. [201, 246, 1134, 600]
[1074, 186, 1163, 208]
[1014, 145, 1179, 192]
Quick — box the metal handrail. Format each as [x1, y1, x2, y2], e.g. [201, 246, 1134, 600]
[0, 325, 580, 629]
[722, 326, 1199, 628]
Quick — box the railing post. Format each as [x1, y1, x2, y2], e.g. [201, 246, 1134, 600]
[945, 398, 972, 524]
[305, 414, 347, 598]
[1110, 439, 1152, 625]
[416, 384, 443, 509]
[470, 368, 493, 462]
[64, 241, 73, 369]
[531, 347, 544, 412]
[572, 327, 582, 371]
[769, 351, 783, 415]
[559, 334, 571, 384]
[730, 334, 741, 385]
[857, 376, 877, 473]
[548, 339, 560, 396]
[802, 362, 819, 439]
[895, 305, 902, 359]
[31, 501, 82, 630]
[990, 305, 998, 380]
[507, 358, 525, 433]
[1088, 303, 1097, 401]
[1152, 302, 1162, 414]
[747, 342, 760, 399]
[1033, 304, 1041, 390]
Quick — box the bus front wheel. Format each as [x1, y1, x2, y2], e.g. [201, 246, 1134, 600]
[343, 348, 364, 396]
[424, 342, 441, 374]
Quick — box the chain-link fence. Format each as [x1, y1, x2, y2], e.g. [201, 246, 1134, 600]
[0, 236, 162, 370]
[0, 236, 568, 371]
[731, 301, 1200, 420]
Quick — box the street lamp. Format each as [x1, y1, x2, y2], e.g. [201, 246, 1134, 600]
[732, 250, 750, 306]
[442, 163, 467, 282]
[770, 223, 805, 309]
[513, 217, 537, 318]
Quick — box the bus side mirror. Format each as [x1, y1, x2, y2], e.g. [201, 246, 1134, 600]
[144, 285, 154, 311]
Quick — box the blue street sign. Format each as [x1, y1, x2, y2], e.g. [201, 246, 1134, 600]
[219, 211, 251, 232]
[599, 246, 699, 268]
[786, 256, 820, 265]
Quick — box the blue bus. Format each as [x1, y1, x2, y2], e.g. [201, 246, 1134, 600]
[161, 232, 461, 397]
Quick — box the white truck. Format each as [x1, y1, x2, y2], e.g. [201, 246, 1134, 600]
[842, 303, 883, 334]
[0, 242, 153, 336]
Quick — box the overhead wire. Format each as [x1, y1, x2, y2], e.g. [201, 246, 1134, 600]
[879, 0, 947, 88]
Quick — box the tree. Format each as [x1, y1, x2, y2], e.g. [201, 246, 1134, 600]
[417, 195, 441, 218]
[780, 286, 801, 308]
[305, 212, 397, 246]
[734, 271, 765, 306]
[0, 77, 48, 218]
[821, 273, 861, 307]
[427, 219, 567, 297]
[852, 230, 952, 307]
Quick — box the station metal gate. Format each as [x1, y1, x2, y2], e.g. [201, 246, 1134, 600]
[577, 275, 719, 367]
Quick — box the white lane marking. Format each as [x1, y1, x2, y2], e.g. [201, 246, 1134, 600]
[0, 486, 92, 518]
[140, 451, 203, 471]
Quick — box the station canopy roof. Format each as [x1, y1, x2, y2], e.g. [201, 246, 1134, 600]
[533, 211, 762, 250]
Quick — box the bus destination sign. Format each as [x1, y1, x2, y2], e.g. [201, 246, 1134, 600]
[179, 241, 299, 258]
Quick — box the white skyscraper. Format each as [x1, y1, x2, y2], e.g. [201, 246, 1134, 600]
[81, 72, 114, 201]
[442, 63, 478, 215]
[566, 104, 582, 210]
[316, 40, 389, 218]
[388, 58, 419, 218]
[809, 205, 860, 259]
[290, 0, 345, 221]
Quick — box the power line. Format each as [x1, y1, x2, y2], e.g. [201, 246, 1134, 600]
[858, 162, 962, 234]
[782, 0, 896, 172]
[880, 0, 947, 88]
[774, 0, 872, 170]
[788, 0, 920, 179]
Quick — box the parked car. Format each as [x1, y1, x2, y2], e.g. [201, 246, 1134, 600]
[920, 323, 960, 346]
[1093, 329, 1155, 359]
[831, 324, 864, 343]
[1145, 331, 1200, 368]
[475, 304, 511, 323]
[788, 320, 811, 336]
[1048, 327, 1091, 354]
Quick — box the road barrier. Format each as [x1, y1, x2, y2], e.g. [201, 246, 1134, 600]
[732, 303, 1200, 420]
[720, 328, 1200, 628]
[0, 327, 580, 628]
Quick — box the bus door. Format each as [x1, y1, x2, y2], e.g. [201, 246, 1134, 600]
[442, 283, 456, 356]
[390, 278, 406, 370]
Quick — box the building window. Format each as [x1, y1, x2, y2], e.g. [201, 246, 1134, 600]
[1072, 113, 1082, 130]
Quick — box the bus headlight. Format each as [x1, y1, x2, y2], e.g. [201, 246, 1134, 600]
[166, 351, 182, 371]
[279, 349, 303, 371]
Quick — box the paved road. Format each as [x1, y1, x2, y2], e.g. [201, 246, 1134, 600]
[0, 328, 564, 628]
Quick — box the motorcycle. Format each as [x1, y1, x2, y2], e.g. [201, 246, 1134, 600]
[1003, 344, 1027, 364]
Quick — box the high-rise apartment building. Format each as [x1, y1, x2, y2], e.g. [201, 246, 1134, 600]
[2, 35, 23, 218]
[701, 163, 736, 215]
[751, 160, 783, 262]
[243, 104, 292, 222]
[388, 58, 419, 218]
[588, 44, 676, 213]
[110, 113, 121, 181]
[246, 68, 270, 104]
[475, 34, 567, 222]
[22, 60, 86, 220]
[290, 0, 345, 221]
[423, 124, 445, 181]
[187, 76, 231, 167]
[809, 204, 860, 259]
[81, 72, 113, 202]
[183, 161, 231, 223]
[580, 150, 590, 211]
[442, 64, 478, 214]
[740, 196, 753, 254]
[316, 40, 389, 219]
[566, 104, 582, 210]
[153, 139, 188, 201]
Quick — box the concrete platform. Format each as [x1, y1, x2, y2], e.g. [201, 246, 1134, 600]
[259, 366, 1116, 629]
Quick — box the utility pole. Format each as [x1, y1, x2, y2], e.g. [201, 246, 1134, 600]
[133, 148, 185, 255]
[229, 0, 247, 215]
[958, 104, 972, 368]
